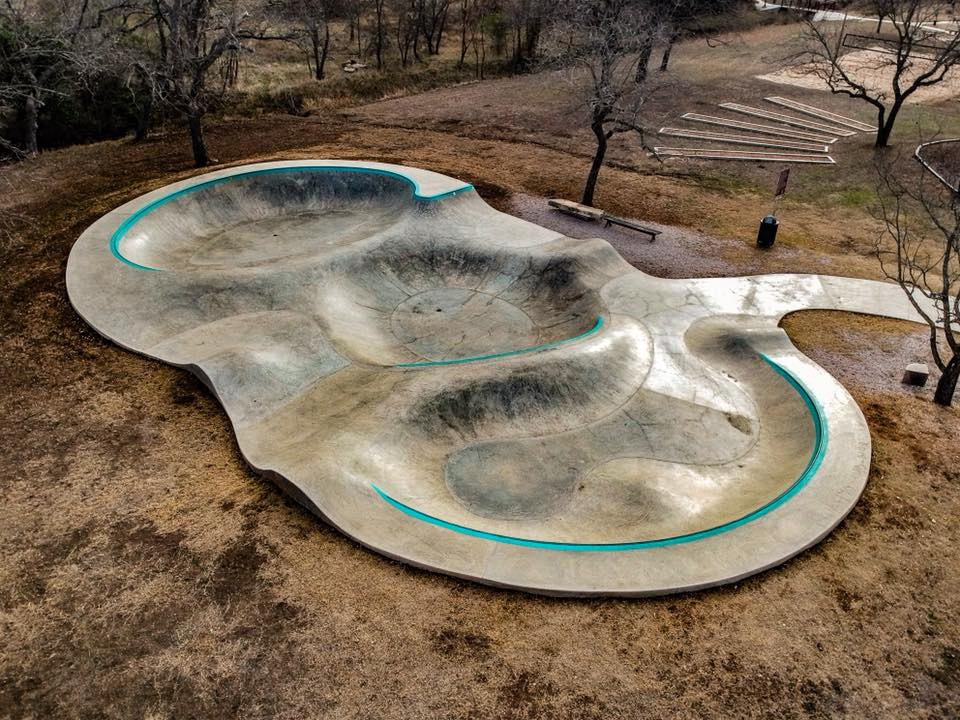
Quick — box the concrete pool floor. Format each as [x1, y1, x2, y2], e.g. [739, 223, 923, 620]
[66, 160, 933, 596]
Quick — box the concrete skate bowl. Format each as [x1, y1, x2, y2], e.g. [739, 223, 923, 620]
[67, 160, 930, 596]
[314, 236, 606, 367]
[111, 167, 430, 272]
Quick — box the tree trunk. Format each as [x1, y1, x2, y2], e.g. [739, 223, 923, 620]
[412, 12, 422, 63]
[480, 31, 487, 80]
[375, 2, 384, 69]
[582, 120, 608, 207]
[320, 24, 330, 79]
[23, 94, 39, 157]
[311, 23, 330, 80]
[397, 22, 409, 66]
[524, 19, 540, 58]
[635, 39, 653, 84]
[134, 89, 153, 143]
[934, 354, 960, 406]
[311, 25, 323, 79]
[225, 50, 239, 87]
[187, 112, 209, 167]
[659, 36, 676, 72]
[478, 29, 485, 80]
[435, 8, 448, 54]
[874, 102, 901, 148]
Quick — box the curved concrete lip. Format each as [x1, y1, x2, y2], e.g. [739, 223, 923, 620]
[67, 160, 929, 596]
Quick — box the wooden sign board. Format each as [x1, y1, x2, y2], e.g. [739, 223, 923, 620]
[775, 168, 791, 198]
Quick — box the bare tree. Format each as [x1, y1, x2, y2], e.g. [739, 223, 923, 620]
[346, 1, 367, 57]
[875, 155, 960, 406]
[369, 0, 388, 69]
[418, 0, 450, 55]
[505, 0, 543, 68]
[798, 0, 960, 148]
[457, 0, 473, 67]
[394, 0, 420, 66]
[543, 0, 662, 206]
[634, 33, 653, 84]
[0, 0, 116, 158]
[875, 0, 895, 33]
[655, 0, 740, 73]
[273, 0, 343, 79]
[154, 0, 238, 166]
[128, 0, 286, 167]
[457, 0, 496, 76]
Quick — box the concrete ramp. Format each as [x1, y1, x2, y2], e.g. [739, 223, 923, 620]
[67, 160, 928, 596]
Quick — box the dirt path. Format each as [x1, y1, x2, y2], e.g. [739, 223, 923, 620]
[0, 108, 958, 719]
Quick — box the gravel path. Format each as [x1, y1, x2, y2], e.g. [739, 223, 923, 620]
[507, 192, 819, 279]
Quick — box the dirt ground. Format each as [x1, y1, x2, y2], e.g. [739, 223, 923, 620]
[2, 22, 959, 720]
[759, 48, 960, 104]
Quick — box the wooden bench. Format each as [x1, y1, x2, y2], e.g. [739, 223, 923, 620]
[548, 199, 662, 241]
[602, 215, 661, 240]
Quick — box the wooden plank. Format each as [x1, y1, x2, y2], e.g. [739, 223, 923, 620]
[604, 216, 661, 239]
[547, 198, 604, 220]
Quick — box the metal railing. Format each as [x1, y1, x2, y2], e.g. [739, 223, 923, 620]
[775, 0, 845, 12]
[915, 138, 960, 195]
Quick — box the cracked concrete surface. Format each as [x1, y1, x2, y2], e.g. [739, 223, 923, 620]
[66, 160, 933, 596]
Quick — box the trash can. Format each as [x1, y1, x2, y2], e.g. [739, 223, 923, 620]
[756, 215, 778, 249]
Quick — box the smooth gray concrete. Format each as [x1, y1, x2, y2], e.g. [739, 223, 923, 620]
[66, 160, 935, 596]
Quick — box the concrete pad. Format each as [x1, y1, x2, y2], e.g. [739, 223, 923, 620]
[681, 113, 838, 143]
[657, 127, 831, 153]
[654, 147, 835, 164]
[66, 160, 932, 596]
[719, 102, 857, 137]
[764, 97, 875, 132]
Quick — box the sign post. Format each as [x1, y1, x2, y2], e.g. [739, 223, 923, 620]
[758, 167, 790, 249]
[772, 167, 790, 216]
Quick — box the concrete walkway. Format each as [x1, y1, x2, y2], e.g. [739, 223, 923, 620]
[755, 1, 960, 33]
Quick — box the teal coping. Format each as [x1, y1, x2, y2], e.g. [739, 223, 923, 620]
[394, 316, 605, 368]
[372, 354, 828, 551]
[109, 165, 473, 271]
